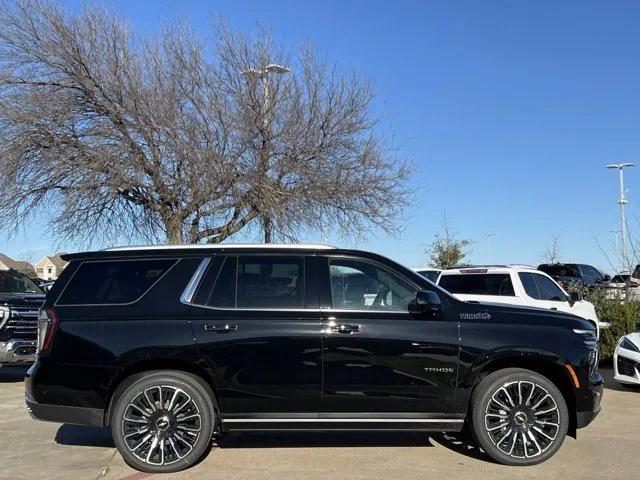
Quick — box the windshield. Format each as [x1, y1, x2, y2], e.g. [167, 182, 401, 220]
[0, 270, 44, 294]
[416, 270, 440, 282]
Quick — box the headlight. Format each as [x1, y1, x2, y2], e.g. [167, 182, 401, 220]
[0, 305, 10, 329]
[620, 337, 640, 353]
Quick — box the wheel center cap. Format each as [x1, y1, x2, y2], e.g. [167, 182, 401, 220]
[155, 415, 171, 431]
[514, 411, 528, 426]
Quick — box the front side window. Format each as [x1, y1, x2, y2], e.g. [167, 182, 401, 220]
[532, 274, 567, 302]
[236, 256, 304, 309]
[519, 272, 540, 299]
[57, 259, 176, 305]
[439, 273, 515, 296]
[329, 258, 416, 311]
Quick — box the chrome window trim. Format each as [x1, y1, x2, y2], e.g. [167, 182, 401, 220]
[180, 257, 212, 305]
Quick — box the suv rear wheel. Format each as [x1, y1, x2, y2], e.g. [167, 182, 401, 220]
[470, 368, 569, 466]
[111, 370, 215, 473]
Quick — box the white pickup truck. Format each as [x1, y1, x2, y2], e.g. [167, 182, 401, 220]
[437, 265, 603, 337]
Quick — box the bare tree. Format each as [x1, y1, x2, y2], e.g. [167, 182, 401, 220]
[0, 1, 410, 246]
[425, 216, 472, 269]
[542, 234, 562, 264]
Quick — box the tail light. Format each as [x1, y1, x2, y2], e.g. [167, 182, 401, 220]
[37, 308, 59, 355]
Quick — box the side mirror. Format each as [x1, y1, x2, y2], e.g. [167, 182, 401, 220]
[604, 275, 611, 282]
[568, 291, 582, 306]
[415, 290, 442, 314]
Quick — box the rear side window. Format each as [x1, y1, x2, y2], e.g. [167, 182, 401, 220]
[57, 259, 177, 305]
[438, 273, 515, 296]
[237, 256, 303, 308]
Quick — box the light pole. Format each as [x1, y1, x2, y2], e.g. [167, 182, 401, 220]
[485, 233, 495, 264]
[242, 64, 292, 243]
[606, 163, 635, 270]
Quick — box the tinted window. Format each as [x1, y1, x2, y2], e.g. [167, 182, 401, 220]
[538, 265, 579, 278]
[329, 258, 416, 311]
[236, 256, 304, 308]
[0, 270, 43, 294]
[519, 272, 540, 299]
[58, 259, 176, 305]
[580, 265, 603, 282]
[439, 273, 515, 296]
[416, 270, 440, 282]
[532, 274, 566, 302]
[207, 256, 236, 308]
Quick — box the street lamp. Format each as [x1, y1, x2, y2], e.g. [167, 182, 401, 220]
[485, 233, 495, 264]
[242, 64, 292, 243]
[606, 163, 635, 270]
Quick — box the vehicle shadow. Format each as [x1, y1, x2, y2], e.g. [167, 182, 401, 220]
[217, 429, 494, 463]
[53, 425, 494, 463]
[0, 366, 29, 383]
[55, 424, 115, 448]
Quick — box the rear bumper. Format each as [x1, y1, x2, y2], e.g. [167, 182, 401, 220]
[25, 394, 104, 427]
[0, 339, 36, 365]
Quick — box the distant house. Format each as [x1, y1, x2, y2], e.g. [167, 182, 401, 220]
[0, 253, 36, 276]
[35, 254, 69, 281]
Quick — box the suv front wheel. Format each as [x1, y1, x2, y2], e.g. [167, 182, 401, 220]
[111, 370, 215, 473]
[470, 368, 569, 466]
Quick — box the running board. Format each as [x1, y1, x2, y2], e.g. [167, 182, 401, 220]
[221, 414, 465, 432]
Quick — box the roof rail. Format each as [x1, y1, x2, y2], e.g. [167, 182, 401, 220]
[104, 243, 336, 252]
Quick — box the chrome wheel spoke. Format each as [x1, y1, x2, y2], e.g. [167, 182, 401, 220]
[484, 380, 560, 459]
[122, 384, 203, 466]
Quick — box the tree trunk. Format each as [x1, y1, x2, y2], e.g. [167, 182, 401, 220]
[263, 216, 272, 243]
[164, 216, 184, 245]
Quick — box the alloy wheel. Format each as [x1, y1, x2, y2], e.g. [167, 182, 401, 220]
[121, 385, 202, 466]
[483, 380, 560, 459]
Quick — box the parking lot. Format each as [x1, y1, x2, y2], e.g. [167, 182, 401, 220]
[0, 365, 636, 480]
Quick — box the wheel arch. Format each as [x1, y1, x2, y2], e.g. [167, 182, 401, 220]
[465, 353, 578, 438]
[103, 358, 220, 427]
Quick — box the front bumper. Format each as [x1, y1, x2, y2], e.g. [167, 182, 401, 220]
[613, 343, 640, 385]
[0, 339, 36, 365]
[576, 370, 603, 429]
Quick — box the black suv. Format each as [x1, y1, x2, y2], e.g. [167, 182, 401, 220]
[537, 263, 609, 287]
[26, 245, 602, 473]
[0, 269, 46, 365]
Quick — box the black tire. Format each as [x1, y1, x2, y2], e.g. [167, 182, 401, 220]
[111, 370, 215, 473]
[470, 368, 569, 466]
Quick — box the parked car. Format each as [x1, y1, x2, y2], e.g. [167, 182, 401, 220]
[437, 265, 603, 336]
[0, 269, 45, 365]
[602, 272, 640, 300]
[614, 322, 640, 386]
[411, 266, 442, 282]
[537, 263, 610, 288]
[27, 244, 602, 472]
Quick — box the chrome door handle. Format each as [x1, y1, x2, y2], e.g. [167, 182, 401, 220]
[330, 324, 360, 334]
[203, 324, 238, 333]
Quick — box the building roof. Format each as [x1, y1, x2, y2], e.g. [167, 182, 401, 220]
[0, 253, 34, 273]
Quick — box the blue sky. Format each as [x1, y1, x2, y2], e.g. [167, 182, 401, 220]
[2, 0, 640, 272]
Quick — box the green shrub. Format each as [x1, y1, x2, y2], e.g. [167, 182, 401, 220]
[566, 285, 640, 360]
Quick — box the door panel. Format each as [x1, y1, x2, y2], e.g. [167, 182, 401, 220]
[190, 310, 322, 413]
[322, 311, 459, 413]
[319, 255, 460, 414]
[189, 255, 322, 414]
